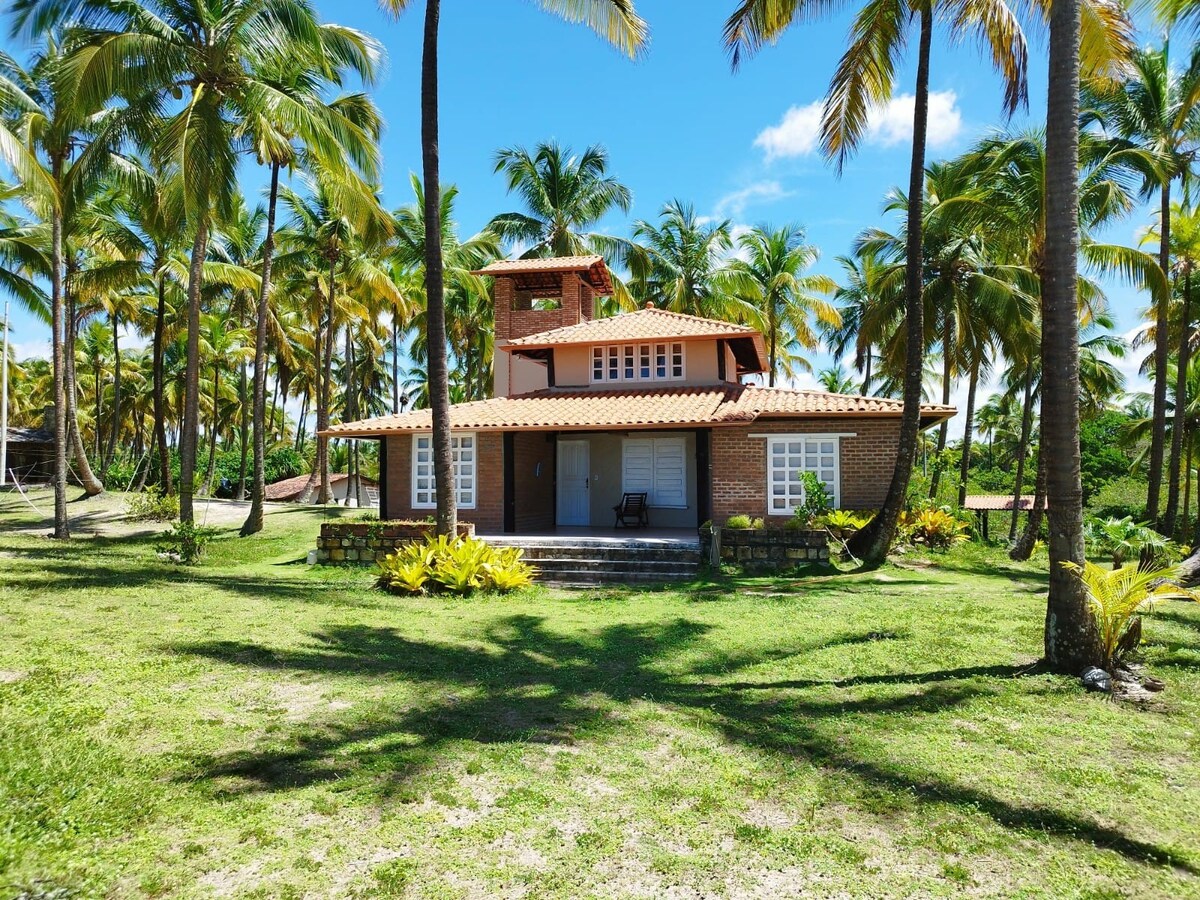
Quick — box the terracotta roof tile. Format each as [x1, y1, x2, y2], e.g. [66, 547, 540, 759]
[263, 472, 373, 502]
[505, 307, 765, 363]
[961, 494, 1040, 511]
[323, 385, 956, 437]
[717, 386, 956, 420]
[474, 255, 614, 292]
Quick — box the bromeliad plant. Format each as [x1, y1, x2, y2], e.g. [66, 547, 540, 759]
[816, 509, 872, 539]
[377, 535, 536, 596]
[898, 507, 970, 550]
[1061, 561, 1200, 673]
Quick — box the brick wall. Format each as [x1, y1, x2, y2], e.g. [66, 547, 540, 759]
[383, 432, 505, 533]
[513, 431, 555, 532]
[711, 417, 900, 520]
[493, 274, 595, 344]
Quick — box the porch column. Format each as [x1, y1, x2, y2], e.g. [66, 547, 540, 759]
[503, 431, 516, 533]
[378, 438, 389, 519]
[696, 428, 712, 525]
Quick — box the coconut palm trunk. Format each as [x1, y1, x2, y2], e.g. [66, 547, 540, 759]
[392, 314, 401, 413]
[50, 157, 68, 539]
[103, 309, 121, 474]
[1041, 0, 1099, 671]
[1011, 437, 1045, 560]
[847, 3, 933, 566]
[179, 219, 209, 526]
[64, 289, 103, 496]
[929, 311, 953, 499]
[202, 364, 220, 496]
[421, 0, 456, 536]
[316, 257, 336, 505]
[1166, 268, 1191, 536]
[957, 355, 980, 508]
[1149, 182, 1172, 529]
[152, 271, 172, 494]
[1009, 369, 1035, 541]
[242, 161, 281, 536]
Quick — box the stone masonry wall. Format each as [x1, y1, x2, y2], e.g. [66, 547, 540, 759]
[706, 525, 830, 574]
[314, 521, 476, 565]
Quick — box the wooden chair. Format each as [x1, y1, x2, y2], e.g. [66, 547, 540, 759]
[613, 492, 649, 528]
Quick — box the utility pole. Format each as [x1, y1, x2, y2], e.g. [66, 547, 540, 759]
[1, 299, 8, 487]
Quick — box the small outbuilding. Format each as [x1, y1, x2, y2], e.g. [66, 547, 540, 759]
[265, 473, 379, 507]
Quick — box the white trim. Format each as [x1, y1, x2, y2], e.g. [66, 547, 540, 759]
[764, 434, 842, 514]
[748, 432, 857, 440]
[411, 431, 477, 509]
[590, 341, 686, 385]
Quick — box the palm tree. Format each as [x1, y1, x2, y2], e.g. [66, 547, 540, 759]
[1084, 43, 1200, 530]
[52, 0, 347, 529]
[626, 201, 741, 318]
[725, 0, 1032, 567]
[727, 224, 839, 386]
[817, 365, 856, 394]
[381, 0, 647, 536]
[1043, 0, 1094, 669]
[240, 24, 384, 535]
[827, 249, 896, 396]
[1141, 203, 1200, 536]
[489, 141, 631, 262]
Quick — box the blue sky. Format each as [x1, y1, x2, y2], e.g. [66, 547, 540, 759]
[1, 0, 1160, 421]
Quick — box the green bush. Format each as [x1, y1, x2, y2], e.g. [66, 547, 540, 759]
[376, 535, 536, 596]
[101, 459, 139, 491]
[1083, 516, 1181, 569]
[156, 520, 218, 564]
[125, 488, 179, 522]
[725, 514, 753, 529]
[792, 471, 832, 526]
[1087, 476, 1151, 521]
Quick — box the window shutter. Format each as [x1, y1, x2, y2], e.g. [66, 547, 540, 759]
[652, 438, 686, 507]
[623, 439, 654, 496]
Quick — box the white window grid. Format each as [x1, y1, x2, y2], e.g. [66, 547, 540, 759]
[766, 436, 840, 514]
[412, 432, 476, 509]
[592, 342, 685, 384]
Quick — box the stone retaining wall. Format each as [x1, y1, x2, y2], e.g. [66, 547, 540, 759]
[314, 521, 475, 564]
[703, 525, 830, 574]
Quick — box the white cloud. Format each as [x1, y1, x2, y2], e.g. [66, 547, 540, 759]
[754, 101, 824, 161]
[755, 91, 963, 161]
[713, 181, 792, 219]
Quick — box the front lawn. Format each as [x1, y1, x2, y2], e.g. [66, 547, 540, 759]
[1, 491, 1198, 899]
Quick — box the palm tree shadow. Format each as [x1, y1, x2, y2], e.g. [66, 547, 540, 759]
[173, 615, 1197, 874]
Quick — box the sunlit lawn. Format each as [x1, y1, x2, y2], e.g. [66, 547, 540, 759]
[1, 490, 1198, 899]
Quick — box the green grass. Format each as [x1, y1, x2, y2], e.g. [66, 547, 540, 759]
[1, 491, 1199, 899]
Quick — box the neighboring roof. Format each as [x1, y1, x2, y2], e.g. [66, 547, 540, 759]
[474, 255, 614, 293]
[4, 426, 53, 444]
[323, 385, 956, 438]
[264, 472, 375, 502]
[962, 495, 1042, 511]
[504, 307, 769, 373]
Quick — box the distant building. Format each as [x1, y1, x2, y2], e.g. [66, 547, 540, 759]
[264, 472, 378, 506]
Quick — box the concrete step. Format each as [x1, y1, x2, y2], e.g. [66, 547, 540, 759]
[517, 546, 702, 563]
[530, 556, 701, 574]
[537, 568, 701, 587]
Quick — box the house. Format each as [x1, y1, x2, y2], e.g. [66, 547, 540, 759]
[322, 256, 955, 533]
[265, 472, 378, 506]
[3, 406, 55, 484]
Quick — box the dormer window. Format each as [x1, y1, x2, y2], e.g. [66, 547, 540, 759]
[591, 342, 685, 384]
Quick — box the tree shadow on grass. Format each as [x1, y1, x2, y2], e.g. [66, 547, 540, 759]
[174, 615, 1196, 874]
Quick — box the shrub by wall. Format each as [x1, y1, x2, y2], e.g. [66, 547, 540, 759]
[314, 520, 475, 564]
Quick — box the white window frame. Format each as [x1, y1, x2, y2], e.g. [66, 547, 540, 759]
[622, 436, 688, 509]
[590, 341, 686, 384]
[761, 434, 844, 514]
[412, 431, 476, 509]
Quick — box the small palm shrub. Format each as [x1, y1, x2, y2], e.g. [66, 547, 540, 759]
[899, 507, 970, 549]
[1083, 516, 1182, 569]
[816, 509, 872, 539]
[377, 535, 537, 596]
[156, 520, 217, 564]
[1062, 560, 1200, 672]
[126, 488, 179, 522]
[725, 514, 763, 529]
